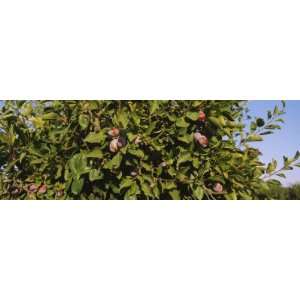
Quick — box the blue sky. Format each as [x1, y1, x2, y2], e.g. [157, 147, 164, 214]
[1, 100, 299, 185]
[247, 100, 300, 186]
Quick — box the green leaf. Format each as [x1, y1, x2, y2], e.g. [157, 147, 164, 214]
[164, 181, 177, 190]
[208, 116, 223, 128]
[246, 134, 263, 142]
[55, 165, 63, 179]
[79, 114, 90, 130]
[141, 182, 152, 196]
[19, 152, 26, 162]
[84, 131, 106, 144]
[274, 105, 279, 115]
[117, 110, 129, 128]
[124, 182, 138, 199]
[150, 101, 159, 114]
[294, 151, 300, 160]
[177, 134, 192, 144]
[103, 152, 123, 170]
[276, 173, 286, 178]
[193, 186, 204, 200]
[266, 159, 277, 174]
[226, 191, 237, 200]
[30, 158, 44, 165]
[260, 131, 273, 135]
[186, 111, 199, 121]
[20, 103, 33, 116]
[250, 121, 257, 131]
[89, 169, 102, 181]
[192, 100, 203, 107]
[131, 113, 140, 126]
[208, 176, 225, 184]
[0, 133, 8, 144]
[42, 112, 59, 120]
[71, 178, 84, 195]
[267, 111, 272, 119]
[169, 189, 180, 200]
[192, 158, 200, 168]
[4, 160, 18, 172]
[177, 152, 192, 168]
[168, 167, 177, 177]
[85, 148, 103, 159]
[265, 124, 281, 130]
[87, 101, 99, 111]
[283, 156, 294, 167]
[145, 121, 157, 135]
[239, 192, 252, 200]
[120, 178, 133, 190]
[128, 148, 144, 158]
[141, 162, 152, 171]
[218, 116, 226, 126]
[69, 153, 90, 179]
[176, 117, 189, 128]
[167, 114, 177, 122]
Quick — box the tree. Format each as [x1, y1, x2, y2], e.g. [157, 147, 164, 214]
[0, 100, 299, 200]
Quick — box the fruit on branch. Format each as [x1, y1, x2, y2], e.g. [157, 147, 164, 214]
[108, 128, 120, 137]
[194, 132, 202, 141]
[28, 184, 38, 193]
[1, 100, 291, 200]
[109, 138, 119, 153]
[38, 184, 47, 194]
[194, 132, 208, 147]
[213, 183, 223, 193]
[117, 136, 126, 148]
[198, 111, 206, 122]
[11, 188, 20, 195]
[109, 136, 126, 153]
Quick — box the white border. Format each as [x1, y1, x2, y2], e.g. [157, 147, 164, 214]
[1, 200, 300, 300]
[0, 0, 299, 99]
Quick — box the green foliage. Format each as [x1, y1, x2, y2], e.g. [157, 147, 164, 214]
[266, 183, 300, 200]
[0, 100, 299, 200]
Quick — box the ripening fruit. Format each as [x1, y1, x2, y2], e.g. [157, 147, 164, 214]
[109, 138, 119, 153]
[117, 136, 126, 148]
[198, 111, 206, 122]
[194, 132, 202, 141]
[38, 184, 47, 194]
[198, 135, 208, 147]
[28, 184, 38, 193]
[194, 132, 208, 147]
[108, 127, 120, 137]
[213, 183, 223, 193]
[11, 188, 20, 195]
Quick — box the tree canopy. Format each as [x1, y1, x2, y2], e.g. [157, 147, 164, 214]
[1, 100, 299, 200]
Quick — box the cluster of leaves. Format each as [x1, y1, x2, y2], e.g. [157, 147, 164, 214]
[0, 100, 299, 200]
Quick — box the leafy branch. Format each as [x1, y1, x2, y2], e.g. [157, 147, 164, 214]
[262, 150, 300, 181]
